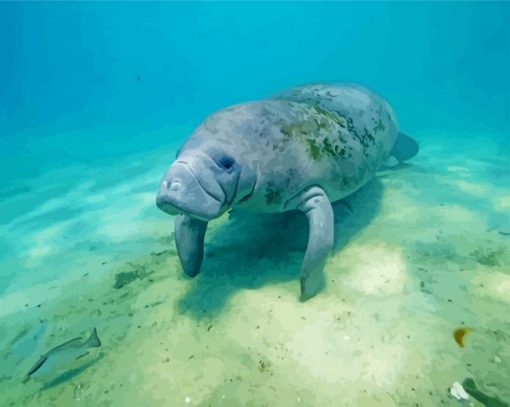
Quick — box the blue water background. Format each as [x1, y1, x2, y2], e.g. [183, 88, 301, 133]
[2, 2, 509, 143]
[0, 2, 508, 292]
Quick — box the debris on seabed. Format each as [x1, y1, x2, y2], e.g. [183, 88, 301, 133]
[449, 382, 470, 401]
[453, 327, 472, 348]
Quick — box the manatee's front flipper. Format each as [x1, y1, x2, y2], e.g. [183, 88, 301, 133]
[293, 186, 334, 301]
[175, 214, 208, 277]
[390, 132, 419, 163]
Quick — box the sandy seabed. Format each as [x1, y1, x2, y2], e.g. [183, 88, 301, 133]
[0, 130, 508, 407]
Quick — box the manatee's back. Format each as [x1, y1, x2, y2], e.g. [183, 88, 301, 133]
[263, 82, 400, 206]
[273, 82, 399, 160]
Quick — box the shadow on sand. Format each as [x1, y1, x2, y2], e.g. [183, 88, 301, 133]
[41, 352, 106, 390]
[177, 178, 384, 318]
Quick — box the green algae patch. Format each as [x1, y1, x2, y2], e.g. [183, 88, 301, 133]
[305, 137, 321, 160]
[345, 117, 376, 157]
[112, 248, 175, 290]
[113, 264, 155, 289]
[280, 107, 350, 162]
[373, 118, 386, 133]
[470, 246, 506, 267]
[114, 271, 138, 289]
[257, 357, 273, 373]
[311, 104, 347, 128]
[264, 182, 283, 205]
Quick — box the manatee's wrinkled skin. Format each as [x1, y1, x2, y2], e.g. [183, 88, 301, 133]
[157, 83, 415, 300]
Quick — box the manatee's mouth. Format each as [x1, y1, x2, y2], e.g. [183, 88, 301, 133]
[156, 161, 226, 221]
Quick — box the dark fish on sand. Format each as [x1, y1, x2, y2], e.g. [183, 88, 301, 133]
[24, 328, 101, 382]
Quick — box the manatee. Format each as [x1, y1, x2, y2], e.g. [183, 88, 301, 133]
[156, 82, 419, 300]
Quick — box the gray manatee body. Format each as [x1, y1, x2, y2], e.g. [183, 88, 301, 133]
[157, 83, 419, 300]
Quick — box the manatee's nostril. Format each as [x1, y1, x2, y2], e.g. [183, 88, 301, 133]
[168, 180, 182, 191]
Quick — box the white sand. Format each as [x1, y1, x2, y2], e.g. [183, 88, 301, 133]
[0, 130, 508, 406]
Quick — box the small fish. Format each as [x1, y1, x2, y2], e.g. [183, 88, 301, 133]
[23, 328, 101, 382]
[453, 327, 472, 348]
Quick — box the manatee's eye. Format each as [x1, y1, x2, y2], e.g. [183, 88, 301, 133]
[218, 156, 235, 171]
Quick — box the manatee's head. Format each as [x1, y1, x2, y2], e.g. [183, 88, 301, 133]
[156, 139, 255, 221]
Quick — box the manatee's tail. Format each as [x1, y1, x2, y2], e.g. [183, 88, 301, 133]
[85, 327, 102, 348]
[390, 132, 419, 163]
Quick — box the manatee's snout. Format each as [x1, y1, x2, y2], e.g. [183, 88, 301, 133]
[157, 159, 226, 221]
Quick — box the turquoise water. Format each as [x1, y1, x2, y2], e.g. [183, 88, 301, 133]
[0, 2, 509, 406]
